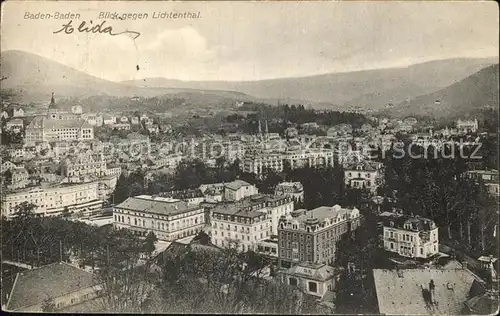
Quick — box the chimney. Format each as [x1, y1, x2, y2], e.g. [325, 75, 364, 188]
[462, 261, 468, 270]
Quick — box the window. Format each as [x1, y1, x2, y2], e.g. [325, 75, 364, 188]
[289, 277, 298, 286]
[420, 248, 423, 255]
[390, 242, 394, 249]
[308, 281, 317, 293]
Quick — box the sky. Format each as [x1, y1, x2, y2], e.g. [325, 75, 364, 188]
[1, 1, 498, 82]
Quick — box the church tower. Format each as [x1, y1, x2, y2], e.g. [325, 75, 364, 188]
[264, 120, 269, 141]
[47, 92, 59, 120]
[257, 120, 262, 141]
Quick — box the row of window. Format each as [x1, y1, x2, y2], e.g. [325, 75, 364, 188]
[115, 215, 201, 230]
[213, 230, 269, 240]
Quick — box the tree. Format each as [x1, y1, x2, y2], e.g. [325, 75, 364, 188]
[144, 231, 158, 257]
[41, 296, 56, 312]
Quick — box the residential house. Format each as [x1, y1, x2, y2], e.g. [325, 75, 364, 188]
[344, 161, 383, 193]
[380, 213, 439, 259]
[7, 166, 29, 189]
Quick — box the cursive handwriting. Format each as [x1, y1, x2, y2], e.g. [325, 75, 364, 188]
[53, 20, 141, 39]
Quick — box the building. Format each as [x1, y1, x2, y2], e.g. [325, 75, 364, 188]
[110, 123, 131, 130]
[9, 107, 25, 118]
[2, 182, 102, 217]
[465, 169, 499, 197]
[242, 149, 335, 176]
[278, 205, 361, 268]
[373, 268, 486, 315]
[70, 105, 83, 114]
[210, 199, 271, 252]
[113, 195, 205, 241]
[248, 194, 294, 235]
[344, 161, 383, 193]
[149, 154, 183, 170]
[380, 213, 439, 259]
[5, 262, 102, 312]
[457, 118, 479, 134]
[61, 152, 108, 181]
[5, 118, 24, 133]
[279, 262, 337, 299]
[223, 180, 259, 201]
[102, 115, 116, 125]
[25, 116, 94, 144]
[274, 182, 304, 202]
[7, 166, 29, 189]
[82, 113, 103, 127]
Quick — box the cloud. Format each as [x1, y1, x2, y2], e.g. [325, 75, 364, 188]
[146, 27, 218, 63]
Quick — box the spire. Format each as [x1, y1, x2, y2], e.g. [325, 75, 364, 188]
[49, 92, 55, 108]
[265, 120, 269, 134]
[258, 120, 262, 134]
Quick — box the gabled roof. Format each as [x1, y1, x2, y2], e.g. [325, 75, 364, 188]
[373, 268, 484, 315]
[6, 262, 99, 311]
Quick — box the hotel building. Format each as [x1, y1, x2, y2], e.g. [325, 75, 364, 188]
[113, 195, 205, 241]
[277, 205, 361, 268]
[2, 182, 102, 217]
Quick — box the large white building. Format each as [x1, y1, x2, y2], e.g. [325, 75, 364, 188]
[2, 182, 102, 217]
[380, 213, 439, 259]
[210, 194, 294, 251]
[242, 149, 335, 175]
[24, 93, 94, 145]
[25, 117, 94, 144]
[113, 195, 205, 241]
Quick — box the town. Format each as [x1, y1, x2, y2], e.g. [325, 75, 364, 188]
[1, 90, 498, 314]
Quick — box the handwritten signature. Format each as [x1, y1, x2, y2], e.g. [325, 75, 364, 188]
[54, 20, 141, 40]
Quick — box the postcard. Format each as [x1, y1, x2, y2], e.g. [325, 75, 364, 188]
[1, 1, 498, 314]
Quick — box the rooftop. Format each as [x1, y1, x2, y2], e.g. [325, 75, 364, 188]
[6, 262, 99, 311]
[373, 268, 484, 315]
[283, 262, 336, 282]
[224, 179, 253, 191]
[115, 195, 201, 216]
[380, 214, 437, 232]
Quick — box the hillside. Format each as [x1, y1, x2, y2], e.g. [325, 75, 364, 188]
[387, 64, 499, 119]
[0, 50, 258, 107]
[124, 57, 497, 110]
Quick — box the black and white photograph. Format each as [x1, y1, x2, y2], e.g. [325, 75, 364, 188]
[0, 0, 499, 314]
